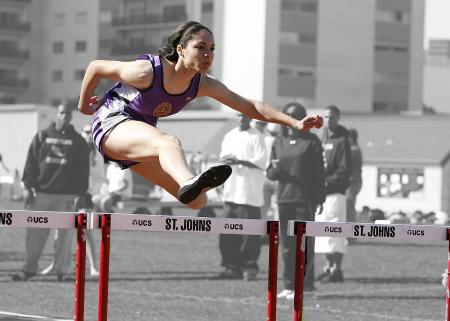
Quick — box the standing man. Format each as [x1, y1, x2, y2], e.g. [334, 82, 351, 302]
[216, 113, 267, 280]
[315, 105, 351, 283]
[12, 104, 90, 281]
[346, 128, 363, 244]
[267, 102, 325, 299]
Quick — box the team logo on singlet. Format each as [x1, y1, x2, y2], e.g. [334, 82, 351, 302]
[153, 102, 172, 117]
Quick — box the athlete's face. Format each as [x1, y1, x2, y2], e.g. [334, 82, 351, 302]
[180, 30, 215, 73]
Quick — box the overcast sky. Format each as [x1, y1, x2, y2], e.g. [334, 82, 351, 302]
[424, 0, 450, 49]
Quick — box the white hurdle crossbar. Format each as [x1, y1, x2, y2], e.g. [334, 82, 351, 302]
[0, 209, 88, 321]
[92, 213, 279, 321]
[287, 220, 450, 321]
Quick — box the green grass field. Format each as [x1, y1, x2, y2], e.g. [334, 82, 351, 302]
[0, 199, 447, 321]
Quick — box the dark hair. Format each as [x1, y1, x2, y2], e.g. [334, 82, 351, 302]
[281, 102, 306, 137]
[326, 105, 341, 118]
[158, 21, 213, 62]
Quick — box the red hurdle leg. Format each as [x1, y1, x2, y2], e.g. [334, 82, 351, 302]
[293, 221, 306, 321]
[446, 228, 450, 321]
[75, 213, 87, 321]
[267, 221, 279, 321]
[98, 214, 111, 321]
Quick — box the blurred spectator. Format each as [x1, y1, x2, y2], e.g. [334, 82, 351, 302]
[216, 113, 267, 280]
[262, 123, 281, 221]
[435, 211, 449, 225]
[346, 129, 362, 222]
[345, 128, 363, 244]
[315, 105, 351, 283]
[12, 104, 90, 282]
[368, 208, 386, 222]
[0, 152, 10, 172]
[267, 102, 325, 299]
[93, 161, 132, 213]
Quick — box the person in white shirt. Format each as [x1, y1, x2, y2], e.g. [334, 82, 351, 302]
[93, 161, 132, 212]
[215, 113, 267, 281]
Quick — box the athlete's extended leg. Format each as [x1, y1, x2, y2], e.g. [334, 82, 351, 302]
[103, 120, 193, 184]
[131, 159, 207, 209]
[102, 120, 230, 205]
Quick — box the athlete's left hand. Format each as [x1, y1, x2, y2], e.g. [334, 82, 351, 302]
[295, 115, 323, 131]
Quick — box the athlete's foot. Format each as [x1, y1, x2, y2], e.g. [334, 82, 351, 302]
[178, 164, 232, 204]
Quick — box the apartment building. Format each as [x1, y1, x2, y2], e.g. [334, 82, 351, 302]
[0, 0, 33, 104]
[1, 0, 425, 113]
[218, 0, 424, 113]
[37, 0, 99, 107]
[424, 39, 450, 113]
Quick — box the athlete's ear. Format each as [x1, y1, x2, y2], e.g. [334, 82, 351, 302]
[177, 45, 184, 57]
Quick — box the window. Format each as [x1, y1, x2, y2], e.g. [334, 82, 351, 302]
[377, 168, 424, 199]
[53, 13, 65, 26]
[202, 2, 213, 13]
[299, 34, 316, 44]
[373, 71, 408, 83]
[281, 1, 317, 13]
[375, 43, 408, 53]
[376, 10, 410, 23]
[0, 96, 16, 104]
[75, 41, 87, 52]
[278, 66, 315, 78]
[75, 11, 88, 25]
[52, 70, 63, 82]
[74, 69, 84, 81]
[53, 42, 64, 54]
[163, 5, 186, 21]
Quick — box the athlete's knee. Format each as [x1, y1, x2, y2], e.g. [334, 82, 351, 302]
[161, 134, 183, 149]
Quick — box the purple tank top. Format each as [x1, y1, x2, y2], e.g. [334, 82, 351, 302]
[105, 54, 201, 126]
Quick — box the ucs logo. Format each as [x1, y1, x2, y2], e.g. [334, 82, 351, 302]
[224, 223, 243, 231]
[132, 219, 152, 227]
[0, 212, 12, 225]
[407, 229, 424, 236]
[324, 226, 342, 233]
[27, 216, 48, 224]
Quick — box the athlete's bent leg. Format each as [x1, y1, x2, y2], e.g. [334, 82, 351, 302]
[102, 120, 194, 185]
[131, 160, 207, 209]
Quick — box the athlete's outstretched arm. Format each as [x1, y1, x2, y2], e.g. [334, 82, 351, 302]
[199, 75, 322, 131]
[78, 60, 153, 115]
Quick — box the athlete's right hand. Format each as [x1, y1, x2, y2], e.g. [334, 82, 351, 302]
[88, 96, 99, 113]
[78, 96, 99, 115]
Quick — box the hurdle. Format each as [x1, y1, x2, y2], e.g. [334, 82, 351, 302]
[0, 209, 87, 321]
[90, 213, 279, 321]
[287, 220, 450, 321]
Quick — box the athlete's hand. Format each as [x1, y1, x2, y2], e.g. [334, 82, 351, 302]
[295, 115, 323, 132]
[78, 96, 99, 115]
[88, 96, 99, 113]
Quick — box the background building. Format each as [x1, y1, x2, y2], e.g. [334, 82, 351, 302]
[423, 39, 450, 113]
[216, 0, 424, 113]
[0, 0, 33, 104]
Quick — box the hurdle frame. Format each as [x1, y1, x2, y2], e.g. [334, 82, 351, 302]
[289, 220, 450, 321]
[0, 210, 87, 321]
[94, 213, 280, 321]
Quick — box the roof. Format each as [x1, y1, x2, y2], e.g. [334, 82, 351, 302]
[340, 114, 450, 166]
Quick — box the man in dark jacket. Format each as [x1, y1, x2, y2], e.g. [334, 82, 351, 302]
[12, 104, 90, 281]
[315, 105, 351, 283]
[267, 102, 325, 299]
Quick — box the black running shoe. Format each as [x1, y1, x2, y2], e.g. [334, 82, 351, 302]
[178, 164, 232, 204]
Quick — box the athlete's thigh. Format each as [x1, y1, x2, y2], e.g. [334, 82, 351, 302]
[130, 159, 180, 200]
[103, 120, 167, 162]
